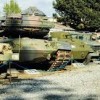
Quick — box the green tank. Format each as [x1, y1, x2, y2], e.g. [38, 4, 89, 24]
[8, 37, 71, 71]
[49, 31, 98, 64]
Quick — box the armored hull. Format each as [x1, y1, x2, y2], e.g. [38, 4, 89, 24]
[68, 31, 100, 54]
[50, 31, 93, 59]
[5, 37, 71, 71]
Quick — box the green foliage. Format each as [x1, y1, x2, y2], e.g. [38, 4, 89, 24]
[3, 0, 21, 15]
[53, 0, 100, 31]
[53, 13, 58, 18]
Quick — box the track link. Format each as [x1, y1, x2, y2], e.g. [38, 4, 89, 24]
[48, 50, 71, 71]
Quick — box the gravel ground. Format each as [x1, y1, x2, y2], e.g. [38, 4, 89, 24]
[0, 64, 100, 100]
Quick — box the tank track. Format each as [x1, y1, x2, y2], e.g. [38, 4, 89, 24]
[48, 50, 71, 71]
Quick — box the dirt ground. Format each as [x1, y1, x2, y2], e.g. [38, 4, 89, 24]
[0, 63, 100, 100]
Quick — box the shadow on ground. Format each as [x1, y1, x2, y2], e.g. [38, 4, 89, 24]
[43, 94, 98, 100]
[0, 79, 98, 100]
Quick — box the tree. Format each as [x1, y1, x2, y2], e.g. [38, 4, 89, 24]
[53, 13, 58, 18]
[53, 0, 100, 31]
[3, 0, 21, 15]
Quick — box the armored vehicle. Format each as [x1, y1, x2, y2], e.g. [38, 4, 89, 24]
[68, 31, 100, 55]
[49, 31, 99, 64]
[0, 7, 54, 38]
[7, 37, 71, 71]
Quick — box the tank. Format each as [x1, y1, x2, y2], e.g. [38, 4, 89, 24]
[8, 37, 71, 71]
[1, 7, 54, 38]
[49, 31, 99, 64]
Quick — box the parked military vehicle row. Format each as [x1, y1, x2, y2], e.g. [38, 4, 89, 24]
[0, 6, 99, 78]
[0, 30, 99, 77]
[0, 30, 99, 74]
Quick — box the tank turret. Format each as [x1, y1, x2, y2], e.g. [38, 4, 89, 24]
[0, 6, 54, 38]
